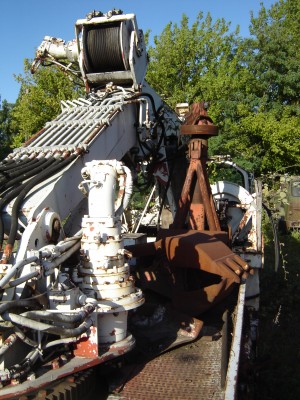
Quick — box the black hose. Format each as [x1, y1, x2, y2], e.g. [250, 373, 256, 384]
[0, 157, 51, 192]
[0, 298, 40, 315]
[0, 158, 40, 187]
[22, 304, 95, 325]
[0, 157, 56, 206]
[2, 157, 40, 176]
[0, 158, 28, 173]
[3, 312, 93, 337]
[132, 92, 167, 160]
[7, 154, 77, 249]
[0, 159, 15, 168]
[0, 157, 57, 247]
[8, 348, 39, 381]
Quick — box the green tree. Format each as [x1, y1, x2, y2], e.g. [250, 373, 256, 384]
[0, 99, 14, 159]
[224, 0, 300, 174]
[146, 1, 300, 175]
[146, 13, 242, 111]
[249, 0, 300, 111]
[145, 12, 261, 170]
[11, 59, 84, 147]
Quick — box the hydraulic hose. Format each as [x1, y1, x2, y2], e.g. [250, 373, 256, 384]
[0, 157, 38, 178]
[8, 348, 39, 381]
[0, 298, 40, 315]
[2, 312, 93, 337]
[0, 156, 52, 192]
[0, 256, 38, 289]
[42, 336, 78, 349]
[0, 158, 28, 173]
[0, 157, 56, 205]
[43, 239, 81, 276]
[21, 304, 95, 325]
[132, 92, 167, 158]
[0, 159, 15, 169]
[0, 158, 40, 187]
[0, 156, 57, 247]
[2, 153, 78, 259]
[7, 271, 40, 288]
[14, 326, 38, 347]
[0, 333, 18, 357]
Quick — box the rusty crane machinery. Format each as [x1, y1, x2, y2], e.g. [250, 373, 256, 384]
[0, 9, 262, 400]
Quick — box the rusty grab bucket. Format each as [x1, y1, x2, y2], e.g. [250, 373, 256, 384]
[128, 103, 251, 316]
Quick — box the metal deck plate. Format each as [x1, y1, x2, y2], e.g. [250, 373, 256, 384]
[108, 333, 225, 400]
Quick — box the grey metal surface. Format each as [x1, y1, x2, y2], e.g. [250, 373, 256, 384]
[109, 333, 225, 400]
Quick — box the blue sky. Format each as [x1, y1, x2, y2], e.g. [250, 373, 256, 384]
[0, 0, 276, 104]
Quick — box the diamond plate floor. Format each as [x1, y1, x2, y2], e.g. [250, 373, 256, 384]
[107, 332, 225, 400]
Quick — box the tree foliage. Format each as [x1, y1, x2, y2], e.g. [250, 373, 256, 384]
[11, 59, 84, 147]
[146, 0, 300, 175]
[0, 100, 13, 159]
[147, 13, 242, 109]
[229, 0, 300, 174]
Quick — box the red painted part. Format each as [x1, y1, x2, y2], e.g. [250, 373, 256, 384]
[74, 326, 98, 358]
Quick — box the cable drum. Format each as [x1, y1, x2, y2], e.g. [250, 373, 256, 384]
[83, 20, 133, 74]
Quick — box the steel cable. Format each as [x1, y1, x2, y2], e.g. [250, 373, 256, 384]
[84, 23, 124, 73]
